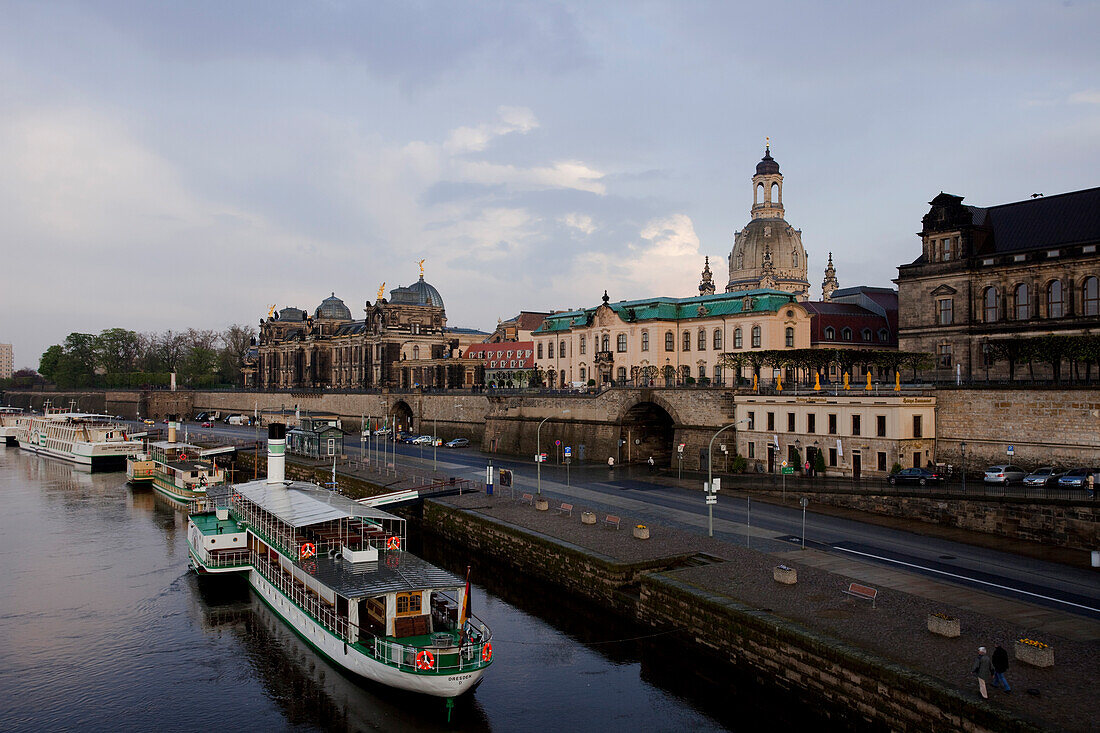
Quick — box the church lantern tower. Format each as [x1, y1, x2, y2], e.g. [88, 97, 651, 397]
[821, 252, 839, 301]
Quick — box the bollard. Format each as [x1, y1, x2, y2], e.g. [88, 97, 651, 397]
[1092, 550, 1099, 568]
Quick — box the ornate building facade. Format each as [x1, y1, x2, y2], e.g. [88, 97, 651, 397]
[249, 273, 482, 390]
[726, 145, 811, 299]
[895, 188, 1100, 380]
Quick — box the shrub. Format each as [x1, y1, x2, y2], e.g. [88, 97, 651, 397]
[731, 455, 747, 473]
[890, 462, 903, 474]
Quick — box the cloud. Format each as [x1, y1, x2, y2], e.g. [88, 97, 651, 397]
[560, 213, 596, 235]
[1069, 90, 1100, 104]
[444, 106, 539, 154]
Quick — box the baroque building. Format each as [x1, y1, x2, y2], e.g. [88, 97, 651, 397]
[895, 188, 1100, 380]
[726, 144, 811, 299]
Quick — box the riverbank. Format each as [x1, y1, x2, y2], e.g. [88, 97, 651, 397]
[426, 491, 1098, 732]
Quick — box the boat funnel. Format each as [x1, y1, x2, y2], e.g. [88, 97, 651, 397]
[267, 423, 286, 484]
[168, 414, 179, 443]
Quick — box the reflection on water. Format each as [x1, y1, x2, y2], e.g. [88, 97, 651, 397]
[0, 446, 849, 732]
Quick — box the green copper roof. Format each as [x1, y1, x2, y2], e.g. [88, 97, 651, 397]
[533, 289, 798, 333]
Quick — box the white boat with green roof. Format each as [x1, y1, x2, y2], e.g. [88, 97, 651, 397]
[186, 424, 492, 709]
[127, 416, 228, 506]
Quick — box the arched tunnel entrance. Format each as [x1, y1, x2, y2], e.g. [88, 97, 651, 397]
[390, 400, 415, 433]
[618, 402, 675, 465]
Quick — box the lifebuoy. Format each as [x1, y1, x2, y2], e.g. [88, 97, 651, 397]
[300, 542, 316, 559]
[415, 649, 434, 670]
[481, 642, 493, 662]
[386, 536, 401, 550]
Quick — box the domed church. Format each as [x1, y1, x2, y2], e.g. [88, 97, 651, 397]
[726, 143, 811, 299]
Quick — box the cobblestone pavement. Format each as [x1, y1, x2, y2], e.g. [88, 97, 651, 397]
[438, 491, 1099, 733]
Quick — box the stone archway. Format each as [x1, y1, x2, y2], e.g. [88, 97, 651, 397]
[390, 400, 415, 433]
[618, 401, 675, 464]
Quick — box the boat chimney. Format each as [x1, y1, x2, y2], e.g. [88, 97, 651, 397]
[168, 414, 179, 443]
[267, 423, 286, 484]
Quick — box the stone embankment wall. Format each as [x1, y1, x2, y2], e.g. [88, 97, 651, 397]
[424, 501, 1039, 733]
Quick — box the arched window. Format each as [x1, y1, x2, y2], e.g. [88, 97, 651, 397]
[683, 332, 691, 351]
[600, 334, 610, 352]
[713, 329, 722, 350]
[697, 328, 706, 350]
[699, 364, 706, 379]
[770, 182, 779, 202]
[983, 287, 1000, 322]
[841, 327, 853, 341]
[579, 366, 586, 381]
[756, 182, 764, 203]
[734, 328, 743, 349]
[1047, 280, 1064, 318]
[1014, 283, 1030, 320]
[413, 345, 419, 359]
[548, 342, 554, 358]
[878, 329, 889, 342]
[861, 328, 872, 341]
[616, 366, 627, 383]
[559, 340, 566, 357]
[824, 326, 835, 340]
[1083, 276, 1099, 316]
[785, 327, 794, 347]
[579, 335, 586, 354]
[751, 326, 761, 348]
[665, 331, 674, 351]
[714, 365, 723, 384]
[641, 331, 649, 351]
[616, 334, 627, 352]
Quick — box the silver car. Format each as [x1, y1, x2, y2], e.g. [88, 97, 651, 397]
[984, 464, 1026, 485]
[1023, 467, 1061, 487]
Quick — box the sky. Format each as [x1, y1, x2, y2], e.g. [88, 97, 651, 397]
[2, 0, 1098, 370]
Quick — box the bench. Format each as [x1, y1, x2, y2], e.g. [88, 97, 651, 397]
[842, 582, 878, 608]
[520, 493, 534, 505]
[602, 514, 621, 530]
[556, 502, 573, 516]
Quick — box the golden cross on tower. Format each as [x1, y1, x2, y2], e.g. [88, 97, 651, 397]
[765, 136, 770, 151]
[417, 259, 426, 277]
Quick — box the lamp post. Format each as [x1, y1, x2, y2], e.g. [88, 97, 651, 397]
[707, 417, 750, 537]
[536, 409, 570, 495]
[960, 441, 967, 494]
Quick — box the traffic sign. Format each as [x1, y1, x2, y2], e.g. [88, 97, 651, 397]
[782, 466, 794, 475]
[705, 496, 717, 505]
[1007, 445, 1014, 456]
[781, 460, 788, 467]
[564, 446, 571, 456]
[555, 440, 561, 446]
[712, 477, 721, 492]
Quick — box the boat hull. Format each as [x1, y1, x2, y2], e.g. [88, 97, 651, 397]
[18, 441, 134, 471]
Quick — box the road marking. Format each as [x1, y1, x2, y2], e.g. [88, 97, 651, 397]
[833, 545, 1100, 614]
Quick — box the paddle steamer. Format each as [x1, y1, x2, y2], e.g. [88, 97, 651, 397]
[127, 417, 229, 505]
[16, 409, 141, 470]
[0, 407, 24, 446]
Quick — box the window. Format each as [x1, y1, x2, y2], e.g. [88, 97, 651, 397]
[714, 365, 722, 384]
[785, 327, 794, 347]
[841, 327, 852, 341]
[579, 336, 586, 355]
[1084, 276, 1099, 316]
[787, 413, 795, 432]
[1014, 283, 1030, 320]
[641, 331, 649, 351]
[395, 592, 422, 617]
[1047, 280, 1064, 318]
[876, 415, 886, 437]
[616, 366, 627, 383]
[734, 328, 743, 349]
[852, 415, 861, 436]
[751, 326, 761, 348]
[682, 332, 691, 351]
[862, 328, 872, 341]
[938, 343, 952, 369]
[877, 452, 887, 472]
[878, 329, 889, 342]
[699, 365, 706, 379]
[767, 412, 775, 431]
[824, 326, 835, 340]
[579, 366, 586, 381]
[713, 329, 722, 350]
[983, 287, 1000, 322]
[748, 442, 755, 458]
[537, 343, 543, 359]
[828, 448, 837, 467]
[665, 331, 675, 351]
[559, 340, 566, 357]
[413, 345, 419, 359]
[828, 414, 837, 434]
[696, 328, 705, 350]
[807, 414, 816, 433]
[601, 335, 610, 352]
[548, 342, 554, 358]
[937, 298, 953, 325]
[913, 415, 923, 438]
[747, 411, 755, 429]
[942, 237, 952, 261]
[617, 334, 627, 352]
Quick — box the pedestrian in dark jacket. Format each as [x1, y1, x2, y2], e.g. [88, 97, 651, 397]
[972, 646, 993, 699]
[991, 645, 1011, 693]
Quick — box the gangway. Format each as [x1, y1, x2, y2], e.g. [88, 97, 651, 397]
[356, 479, 474, 509]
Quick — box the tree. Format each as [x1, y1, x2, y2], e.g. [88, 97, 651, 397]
[39, 345, 63, 380]
[96, 328, 141, 375]
[53, 333, 97, 388]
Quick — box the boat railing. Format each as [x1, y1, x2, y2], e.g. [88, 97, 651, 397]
[252, 553, 349, 639]
[365, 616, 493, 674]
[202, 549, 252, 568]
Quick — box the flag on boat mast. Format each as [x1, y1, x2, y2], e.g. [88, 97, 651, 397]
[458, 565, 472, 640]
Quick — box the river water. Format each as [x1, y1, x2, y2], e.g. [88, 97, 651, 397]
[0, 448, 841, 732]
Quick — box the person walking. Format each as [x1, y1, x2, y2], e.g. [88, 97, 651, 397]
[647, 456, 655, 473]
[991, 645, 1011, 693]
[972, 646, 993, 699]
[607, 456, 615, 470]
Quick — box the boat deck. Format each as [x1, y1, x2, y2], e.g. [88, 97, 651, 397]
[191, 512, 245, 536]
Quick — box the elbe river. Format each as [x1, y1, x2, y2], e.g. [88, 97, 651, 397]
[0, 448, 841, 732]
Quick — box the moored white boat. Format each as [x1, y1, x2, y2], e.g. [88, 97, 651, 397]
[187, 424, 492, 705]
[127, 416, 228, 506]
[0, 407, 24, 446]
[16, 410, 141, 471]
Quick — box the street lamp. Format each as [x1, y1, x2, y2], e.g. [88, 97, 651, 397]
[536, 409, 570, 495]
[707, 417, 750, 537]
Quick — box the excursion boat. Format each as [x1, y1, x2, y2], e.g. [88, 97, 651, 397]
[16, 410, 141, 471]
[127, 416, 229, 506]
[0, 407, 24, 446]
[187, 424, 492, 709]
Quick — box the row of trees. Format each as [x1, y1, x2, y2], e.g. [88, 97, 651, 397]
[717, 348, 934, 385]
[984, 334, 1100, 383]
[36, 326, 255, 389]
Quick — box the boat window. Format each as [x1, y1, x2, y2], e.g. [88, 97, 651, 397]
[395, 592, 422, 617]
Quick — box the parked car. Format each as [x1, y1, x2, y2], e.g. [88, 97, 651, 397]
[1023, 467, 1062, 487]
[142, 419, 155, 426]
[983, 465, 1027, 485]
[887, 467, 945, 486]
[445, 438, 469, 448]
[200, 421, 213, 428]
[1057, 467, 1098, 491]
[412, 435, 435, 445]
[194, 412, 208, 421]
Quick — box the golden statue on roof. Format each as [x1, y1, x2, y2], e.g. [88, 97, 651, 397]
[267, 304, 276, 319]
[377, 283, 386, 301]
[417, 258, 426, 278]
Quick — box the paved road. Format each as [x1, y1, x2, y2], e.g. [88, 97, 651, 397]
[155, 420, 1100, 622]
